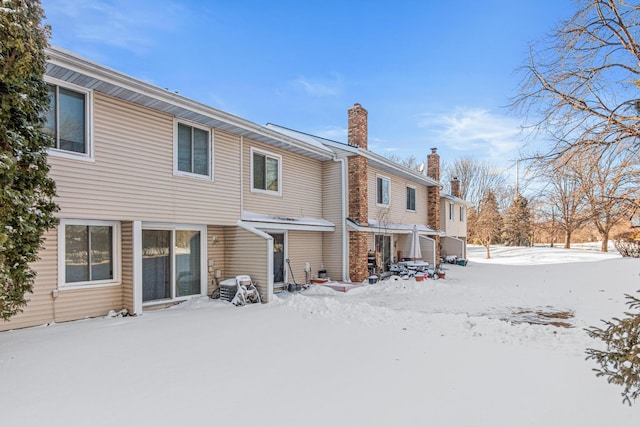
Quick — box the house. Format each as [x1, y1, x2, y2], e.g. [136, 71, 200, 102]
[1, 49, 468, 331]
[268, 103, 470, 282]
[441, 177, 472, 260]
[1, 46, 338, 331]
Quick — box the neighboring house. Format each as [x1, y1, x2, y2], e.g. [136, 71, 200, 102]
[1, 46, 336, 331]
[1, 49, 469, 331]
[440, 177, 473, 260]
[268, 103, 470, 282]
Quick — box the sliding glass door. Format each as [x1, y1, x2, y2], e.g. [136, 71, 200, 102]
[142, 227, 203, 303]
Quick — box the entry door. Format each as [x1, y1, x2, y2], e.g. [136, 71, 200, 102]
[375, 234, 392, 272]
[270, 233, 285, 283]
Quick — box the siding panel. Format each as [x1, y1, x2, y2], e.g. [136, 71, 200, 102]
[121, 221, 134, 313]
[288, 231, 323, 284]
[207, 225, 226, 295]
[243, 139, 323, 219]
[48, 93, 241, 225]
[322, 160, 344, 281]
[224, 226, 270, 302]
[368, 165, 429, 227]
[0, 230, 57, 331]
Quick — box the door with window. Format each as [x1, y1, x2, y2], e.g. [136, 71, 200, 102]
[269, 232, 285, 284]
[374, 234, 392, 272]
[142, 228, 202, 302]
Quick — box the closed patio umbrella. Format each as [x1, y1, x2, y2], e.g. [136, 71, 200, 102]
[409, 225, 422, 261]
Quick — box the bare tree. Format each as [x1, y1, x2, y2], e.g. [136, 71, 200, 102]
[573, 147, 639, 251]
[514, 0, 640, 163]
[542, 158, 590, 249]
[385, 153, 423, 173]
[442, 156, 508, 209]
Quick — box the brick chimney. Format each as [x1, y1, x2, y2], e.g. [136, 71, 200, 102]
[347, 103, 369, 283]
[427, 147, 440, 180]
[348, 103, 368, 149]
[426, 148, 441, 261]
[451, 176, 461, 198]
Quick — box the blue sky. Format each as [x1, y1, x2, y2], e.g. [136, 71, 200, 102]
[41, 0, 575, 171]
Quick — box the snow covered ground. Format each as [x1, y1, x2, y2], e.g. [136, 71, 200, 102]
[1, 245, 639, 426]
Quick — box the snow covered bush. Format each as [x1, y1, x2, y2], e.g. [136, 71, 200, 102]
[0, 1, 58, 320]
[586, 293, 640, 405]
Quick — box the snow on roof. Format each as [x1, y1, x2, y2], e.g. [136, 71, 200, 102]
[242, 211, 335, 228]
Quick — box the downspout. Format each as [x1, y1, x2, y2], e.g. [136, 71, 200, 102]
[236, 220, 273, 301]
[334, 156, 349, 281]
[240, 136, 244, 215]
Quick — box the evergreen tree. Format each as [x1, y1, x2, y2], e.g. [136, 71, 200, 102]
[475, 190, 502, 258]
[586, 292, 640, 406]
[0, 1, 58, 320]
[502, 195, 532, 246]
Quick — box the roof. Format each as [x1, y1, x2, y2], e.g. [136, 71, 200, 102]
[266, 123, 439, 188]
[241, 211, 335, 232]
[346, 219, 443, 236]
[45, 46, 334, 161]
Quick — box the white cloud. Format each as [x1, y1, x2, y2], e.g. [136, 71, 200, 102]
[43, 0, 188, 54]
[294, 74, 343, 97]
[417, 107, 523, 162]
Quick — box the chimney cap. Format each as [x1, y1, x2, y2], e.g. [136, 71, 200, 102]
[430, 147, 438, 153]
[452, 176, 459, 181]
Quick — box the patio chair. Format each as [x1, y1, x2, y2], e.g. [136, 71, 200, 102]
[231, 275, 262, 306]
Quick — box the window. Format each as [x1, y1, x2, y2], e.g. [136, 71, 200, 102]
[377, 176, 390, 205]
[449, 203, 454, 220]
[252, 148, 281, 194]
[460, 206, 464, 222]
[406, 186, 416, 211]
[44, 83, 90, 155]
[59, 220, 119, 288]
[176, 122, 211, 177]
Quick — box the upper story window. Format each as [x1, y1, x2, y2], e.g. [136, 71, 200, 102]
[44, 82, 91, 157]
[59, 219, 120, 289]
[175, 122, 211, 178]
[376, 175, 390, 206]
[252, 148, 281, 195]
[406, 186, 416, 211]
[460, 206, 464, 222]
[449, 203, 454, 220]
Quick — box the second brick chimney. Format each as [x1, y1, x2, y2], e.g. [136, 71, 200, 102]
[451, 177, 461, 198]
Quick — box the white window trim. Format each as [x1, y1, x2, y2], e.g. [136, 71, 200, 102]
[44, 76, 94, 162]
[460, 206, 465, 222]
[57, 219, 121, 290]
[406, 185, 416, 212]
[140, 223, 208, 305]
[250, 147, 282, 196]
[173, 119, 214, 181]
[449, 203, 454, 221]
[376, 174, 391, 207]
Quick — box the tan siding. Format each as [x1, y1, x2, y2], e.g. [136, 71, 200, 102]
[0, 230, 57, 331]
[287, 231, 323, 284]
[48, 93, 240, 225]
[243, 139, 323, 219]
[368, 165, 429, 227]
[441, 200, 467, 237]
[53, 286, 122, 322]
[321, 160, 344, 281]
[206, 225, 226, 295]
[121, 222, 134, 313]
[224, 226, 270, 302]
